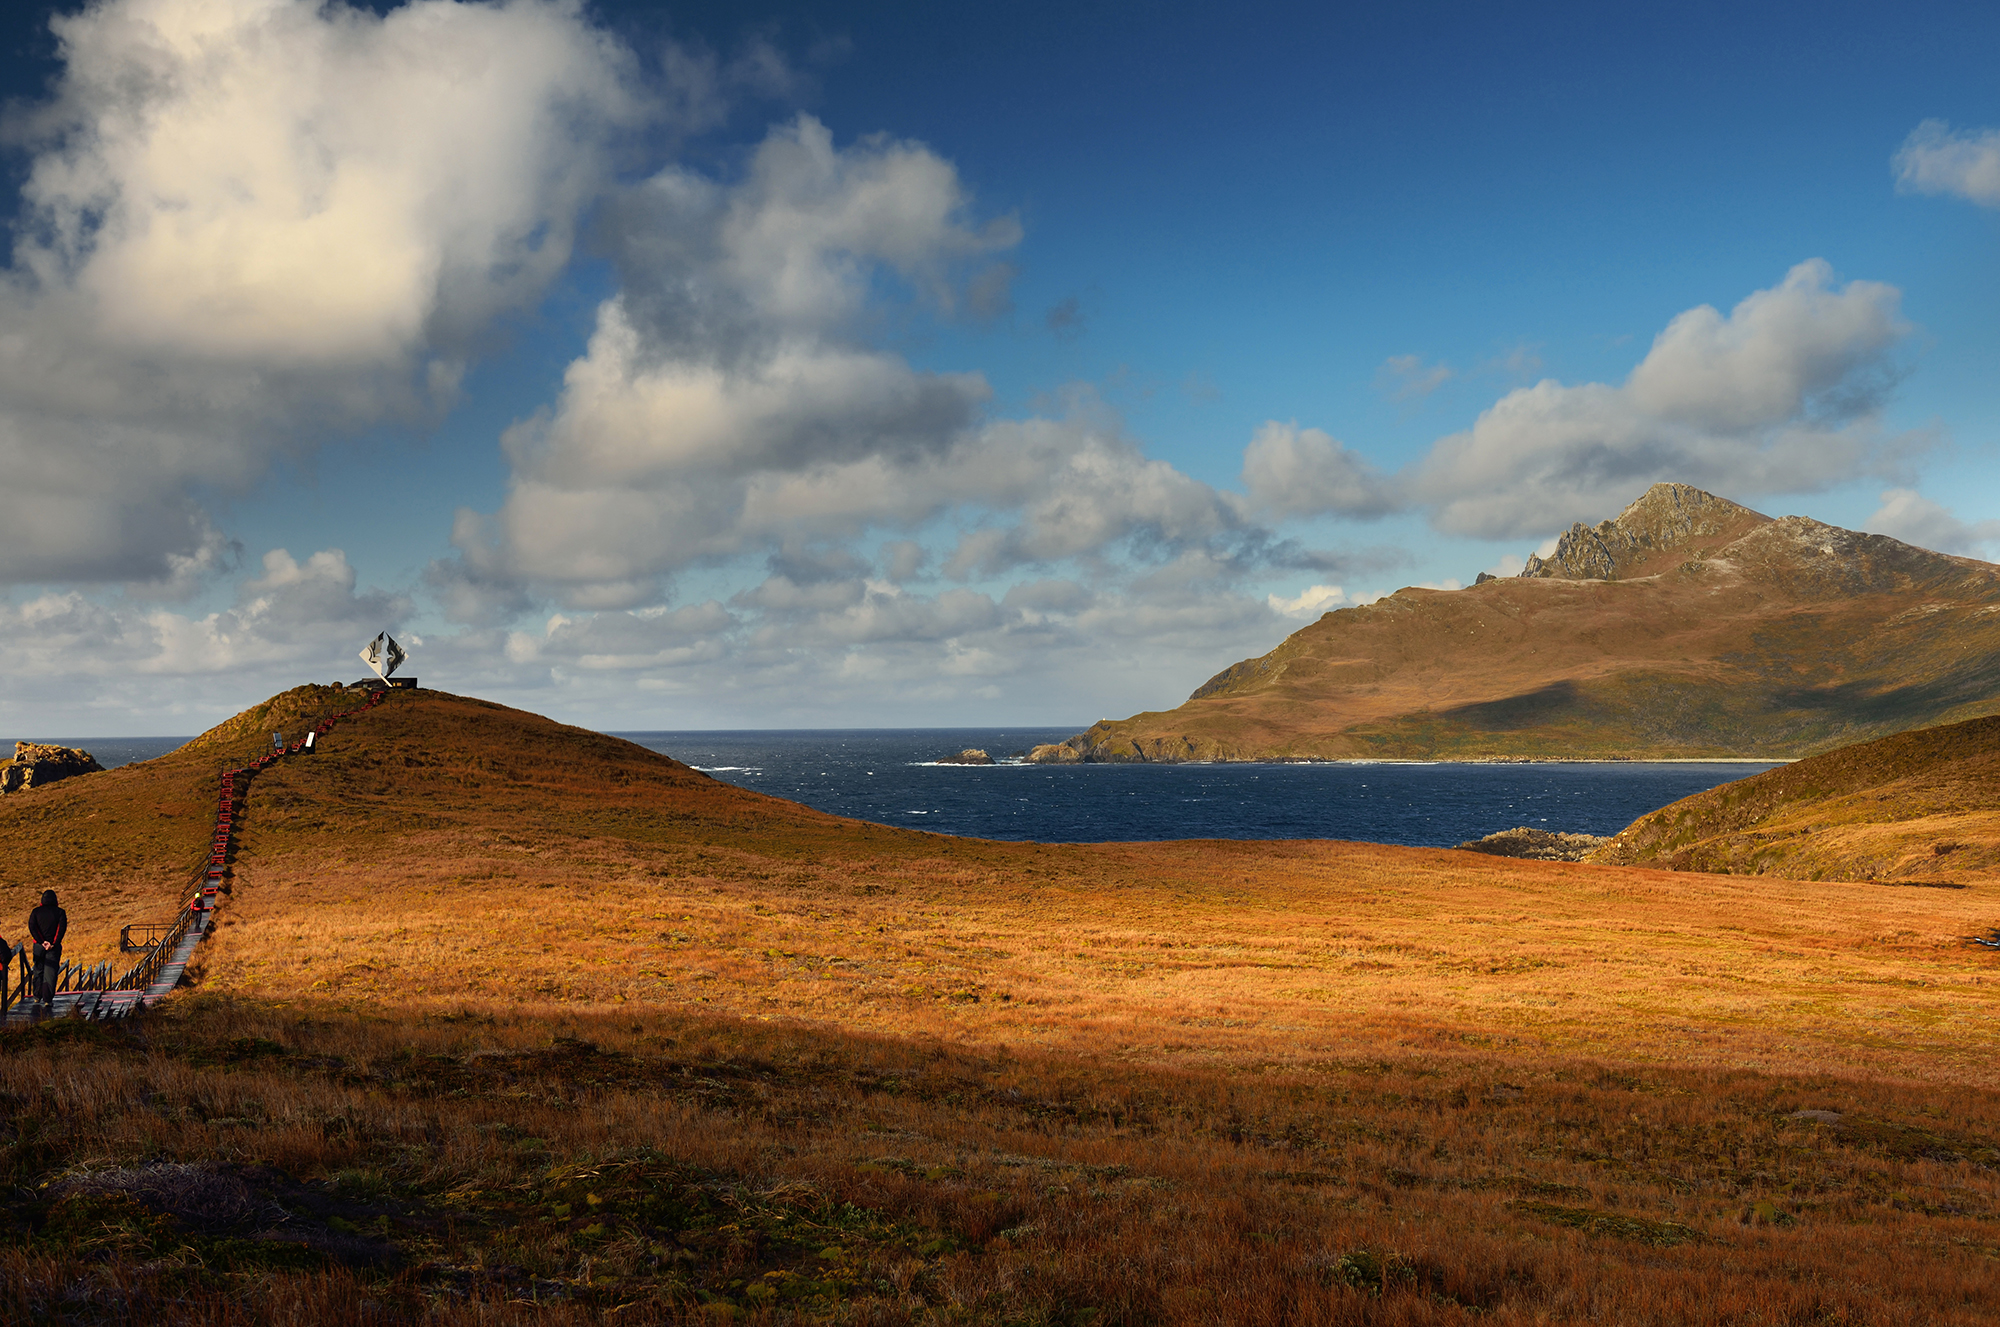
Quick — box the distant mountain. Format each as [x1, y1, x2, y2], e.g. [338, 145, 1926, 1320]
[1029, 483, 2000, 763]
[1595, 713, 2000, 883]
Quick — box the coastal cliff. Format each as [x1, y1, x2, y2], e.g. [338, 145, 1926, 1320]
[1029, 482, 2000, 763]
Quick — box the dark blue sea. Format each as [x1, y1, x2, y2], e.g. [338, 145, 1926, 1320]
[29, 729, 1777, 847]
[612, 728, 1778, 847]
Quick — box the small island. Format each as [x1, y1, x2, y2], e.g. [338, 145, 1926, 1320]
[935, 747, 994, 765]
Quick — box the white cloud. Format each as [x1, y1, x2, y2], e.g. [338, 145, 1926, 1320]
[1239, 421, 1397, 520]
[1375, 353, 1454, 401]
[0, 0, 649, 585]
[398, 569, 1300, 729]
[1864, 488, 2000, 559]
[1267, 584, 1345, 619]
[1894, 119, 2000, 208]
[440, 116, 1293, 608]
[0, 545, 409, 730]
[1413, 260, 1913, 539]
[443, 115, 1018, 603]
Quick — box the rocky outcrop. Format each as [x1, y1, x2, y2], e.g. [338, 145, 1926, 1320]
[0, 742, 104, 793]
[1455, 827, 1609, 860]
[937, 748, 995, 765]
[1026, 729, 1253, 764]
[1519, 483, 1769, 581]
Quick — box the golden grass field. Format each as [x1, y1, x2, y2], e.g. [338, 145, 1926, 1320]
[5, 687, 2000, 1323]
[1601, 713, 2000, 885]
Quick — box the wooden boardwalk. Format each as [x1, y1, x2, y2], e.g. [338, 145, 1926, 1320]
[3, 686, 390, 1026]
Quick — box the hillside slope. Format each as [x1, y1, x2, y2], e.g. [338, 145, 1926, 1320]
[1031, 483, 2000, 762]
[0, 685, 835, 964]
[2, 680, 1997, 1081]
[1594, 713, 2000, 882]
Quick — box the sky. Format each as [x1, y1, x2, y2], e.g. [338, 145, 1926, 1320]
[0, 0, 1997, 737]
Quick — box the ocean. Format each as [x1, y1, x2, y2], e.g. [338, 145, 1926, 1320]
[25, 728, 1777, 847]
[613, 728, 1778, 846]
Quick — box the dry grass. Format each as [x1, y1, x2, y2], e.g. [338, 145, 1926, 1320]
[1602, 713, 2000, 883]
[7, 996, 2000, 1324]
[6, 687, 2000, 1322]
[209, 828, 2000, 1087]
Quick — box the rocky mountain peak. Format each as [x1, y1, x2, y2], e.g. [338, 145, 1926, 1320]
[1519, 482, 1771, 581]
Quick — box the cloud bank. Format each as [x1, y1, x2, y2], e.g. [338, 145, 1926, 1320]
[1409, 261, 1913, 538]
[0, 0, 646, 583]
[431, 114, 1364, 628]
[1865, 489, 2000, 559]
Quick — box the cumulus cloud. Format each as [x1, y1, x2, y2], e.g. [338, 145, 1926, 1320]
[1239, 421, 1398, 520]
[410, 566, 1299, 728]
[0, 545, 408, 730]
[1864, 488, 2000, 559]
[1894, 120, 2000, 208]
[1267, 584, 1345, 619]
[0, 0, 648, 585]
[437, 115, 1308, 610]
[439, 114, 1016, 605]
[1413, 260, 1913, 539]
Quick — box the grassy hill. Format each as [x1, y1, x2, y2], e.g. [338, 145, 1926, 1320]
[1596, 713, 2000, 882]
[1030, 483, 2000, 763]
[4, 685, 2000, 1323]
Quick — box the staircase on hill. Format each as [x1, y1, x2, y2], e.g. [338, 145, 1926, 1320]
[2, 687, 392, 1025]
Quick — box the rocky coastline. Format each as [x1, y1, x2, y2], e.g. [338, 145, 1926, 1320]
[0, 741, 104, 793]
[1454, 827, 1610, 861]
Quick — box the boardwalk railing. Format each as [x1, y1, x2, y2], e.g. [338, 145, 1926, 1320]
[5, 683, 393, 1023]
[0, 939, 113, 1016]
[113, 888, 206, 995]
[1, 942, 20, 1016]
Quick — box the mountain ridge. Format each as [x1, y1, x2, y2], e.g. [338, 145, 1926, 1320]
[1028, 483, 2000, 763]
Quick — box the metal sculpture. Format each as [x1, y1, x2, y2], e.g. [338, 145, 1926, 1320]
[360, 632, 407, 681]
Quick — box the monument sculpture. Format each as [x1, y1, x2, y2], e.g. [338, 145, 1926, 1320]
[358, 632, 417, 689]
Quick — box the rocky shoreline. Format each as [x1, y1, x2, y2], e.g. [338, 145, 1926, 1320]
[0, 742, 104, 794]
[1454, 827, 1610, 861]
[1025, 739, 1786, 767]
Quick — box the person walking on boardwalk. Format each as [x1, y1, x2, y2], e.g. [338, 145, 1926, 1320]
[28, 890, 65, 1012]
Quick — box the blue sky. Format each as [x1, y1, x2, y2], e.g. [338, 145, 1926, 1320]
[1, 0, 1997, 736]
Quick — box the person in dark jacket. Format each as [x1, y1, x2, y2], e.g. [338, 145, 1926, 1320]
[28, 890, 65, 1012]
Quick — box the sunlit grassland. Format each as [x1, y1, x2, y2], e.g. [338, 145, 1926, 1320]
[207, 824, 2000, 1087]
[7, 688, 2000, 1322]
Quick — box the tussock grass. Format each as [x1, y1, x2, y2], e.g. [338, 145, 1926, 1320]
[7, 688, 2000, 1321]
[1604, 712, 2000, 882]
[5, 997, 2000, 1323]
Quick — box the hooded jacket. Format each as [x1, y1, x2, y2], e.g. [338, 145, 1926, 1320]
[27, 891, 65, 960]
